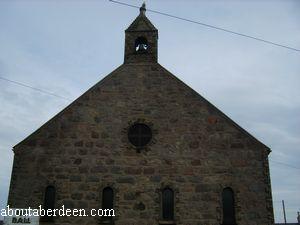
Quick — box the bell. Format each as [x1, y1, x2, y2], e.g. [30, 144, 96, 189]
[137, 43, 148, 52]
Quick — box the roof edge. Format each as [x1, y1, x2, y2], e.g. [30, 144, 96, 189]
[156, 63, 271, 153]
[125, 13, 157, 32]
[13, 65, 124, 151]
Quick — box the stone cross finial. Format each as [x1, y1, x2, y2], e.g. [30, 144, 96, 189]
[140, 2, 146, 15]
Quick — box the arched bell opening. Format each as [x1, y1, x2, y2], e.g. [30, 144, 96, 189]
[135, 36, 148, 53]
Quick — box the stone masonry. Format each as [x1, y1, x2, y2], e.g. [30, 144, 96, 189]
[7, 4, 274, 225]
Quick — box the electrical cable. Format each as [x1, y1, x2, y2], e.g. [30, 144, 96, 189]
[109, 0, 300, 53]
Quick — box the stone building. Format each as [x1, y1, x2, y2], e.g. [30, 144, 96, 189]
[7, 4, 274, 225]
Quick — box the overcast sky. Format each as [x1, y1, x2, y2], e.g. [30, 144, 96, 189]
[0, 0, 299, 223]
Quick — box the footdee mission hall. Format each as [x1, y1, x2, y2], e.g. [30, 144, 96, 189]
[7, 4, 274, 225]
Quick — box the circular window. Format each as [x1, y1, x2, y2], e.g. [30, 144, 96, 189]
[128, 123, 152, 148]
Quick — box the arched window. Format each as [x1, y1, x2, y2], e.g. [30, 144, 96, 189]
[162, 187, 174, 220]
[102, 187, 114, 220]
[222, 187, 236, 225]
[135, 37, 148, 52]
[41, 185, 56, 222]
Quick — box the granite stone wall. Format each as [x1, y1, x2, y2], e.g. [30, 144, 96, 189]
[8, 62, 274, 225]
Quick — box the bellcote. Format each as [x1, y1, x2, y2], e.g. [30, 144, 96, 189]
[124, 3, 158, 63]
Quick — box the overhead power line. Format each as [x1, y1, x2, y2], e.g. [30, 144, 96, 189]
[270, 160, 300, 170]
[0, 76, 72, 101]
[109, 0, 300, 53]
